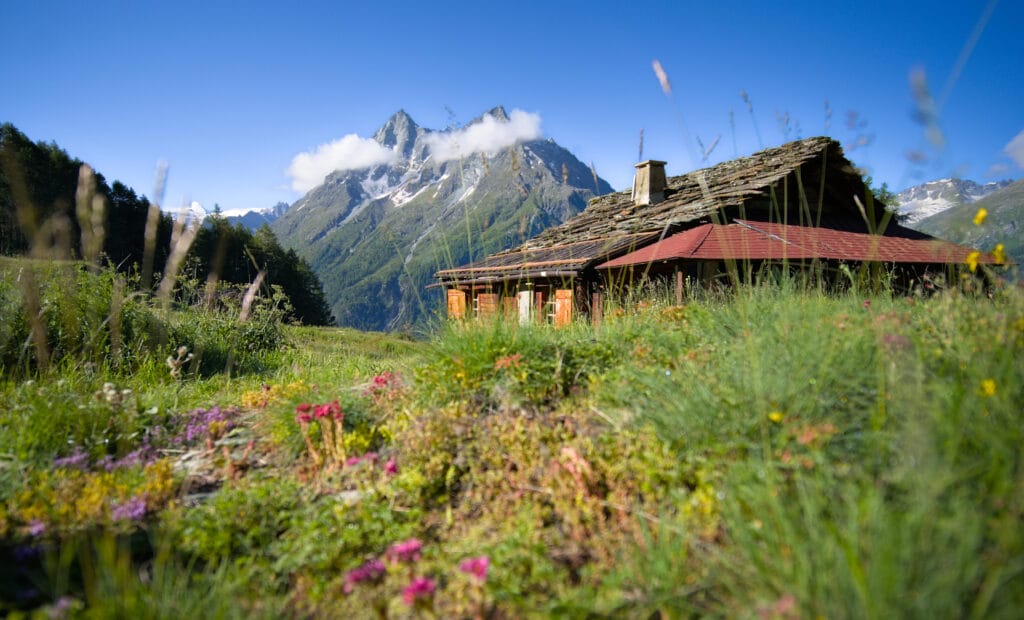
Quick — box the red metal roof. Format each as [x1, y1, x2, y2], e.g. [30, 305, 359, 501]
[597, 220, 994, 269]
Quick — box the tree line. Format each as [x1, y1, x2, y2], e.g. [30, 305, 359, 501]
[0, 122, 333, 325]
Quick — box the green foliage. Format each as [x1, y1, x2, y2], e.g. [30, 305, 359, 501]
[1, 122, 173, 272]
[0, 260, 286, 378]
[186, 216, 334, 326]
[415, 319, 620, 411]
[2, 278, 1023, 617]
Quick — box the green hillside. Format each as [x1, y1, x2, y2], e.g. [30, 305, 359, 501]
[915, 178, 1024, 269]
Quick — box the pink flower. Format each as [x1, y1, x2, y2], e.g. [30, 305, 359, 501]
[459, 555, 489, 582]
[387, 538, 423, 563]
[346, 455, 362, 467]
[343, 558, 386, 594]
[862, 299, 871, 309]
[295, 403, 312, 413]
[314, 404, 331, 419]
[295, 410, 313, 424]
[402, 576, 436, 605]
[384, 458, 399, 475]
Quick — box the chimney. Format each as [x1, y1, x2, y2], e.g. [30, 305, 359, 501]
[632, 160, 667, 206]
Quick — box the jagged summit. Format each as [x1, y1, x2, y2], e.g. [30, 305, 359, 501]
[373, 109, 422, 159]
[465, 105, 510, 127]
[272, 106, 612, 331]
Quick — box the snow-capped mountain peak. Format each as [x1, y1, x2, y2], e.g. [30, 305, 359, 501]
[896, 178, 1014, 224]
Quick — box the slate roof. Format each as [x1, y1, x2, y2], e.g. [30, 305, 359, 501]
[435, 136, 950, 286]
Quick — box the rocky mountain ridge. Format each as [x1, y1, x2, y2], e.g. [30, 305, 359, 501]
[896, 178, 1014, 224]
[272, 107, 612, 331]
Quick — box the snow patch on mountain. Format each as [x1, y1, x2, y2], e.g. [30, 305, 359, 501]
[896, 178, 1014, 224]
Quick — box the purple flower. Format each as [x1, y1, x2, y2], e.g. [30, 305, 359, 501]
[27, 520, 45, 537]
[111, 496, 147, 522]
[386, 538, 423, 564]
[173, 406, 235, 445]
[459, 555, 490, 582]
[54, 448, 89, 470]
[402, 576, 436, 605]
[342, 558, 387, 594]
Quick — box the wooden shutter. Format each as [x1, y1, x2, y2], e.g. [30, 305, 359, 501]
[447, 289, 466, 320]
[554, 289, 573, 327]
[476, 293, 498, 319]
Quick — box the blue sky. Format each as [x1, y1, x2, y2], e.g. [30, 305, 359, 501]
[2, 0, 1021, 214]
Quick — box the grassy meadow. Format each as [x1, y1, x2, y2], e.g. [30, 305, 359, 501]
[1, 253, 1022, 618]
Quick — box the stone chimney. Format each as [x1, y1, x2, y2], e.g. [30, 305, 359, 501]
[632, 160, 667, 206]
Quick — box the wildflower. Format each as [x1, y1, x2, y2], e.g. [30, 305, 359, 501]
[966, 251, 980, 272]
[387, 538, 423, 564]
[27, 520, 45, 537]
[981, 379, 996, 397]
[993, 244, 1006, 265]
[315, 400, 343, 421]
[345, 455, 362, 467]
[459, 556, 490, 582]
[862, 299, 871, 309]
[384, 458, 399, 475]
[295, 403, 313, 424]
[402, 576, 436, 606]
[54, 448, 89, 470]
[973, 207, 988, 226]
[768, 411, 784, 424]
[342, 558, 386, 594]
[111, 496, 147, 522]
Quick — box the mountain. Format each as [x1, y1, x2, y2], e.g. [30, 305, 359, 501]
[896, 178, 1013, 224]
[225, 202, 289, 231]
[272, 107, 613, 331]
[914, 178, 1024, 271]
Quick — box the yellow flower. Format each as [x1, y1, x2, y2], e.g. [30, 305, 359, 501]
[768, 411, 784, 423]
[965, 251, 980, 273]
[981, 379, 996, 397]
[992, 244, 1006, 265]
[973, 207, 988, 226]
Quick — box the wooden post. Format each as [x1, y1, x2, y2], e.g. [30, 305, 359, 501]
[591, 291, 604, 326]
[675, 269, 683, 306]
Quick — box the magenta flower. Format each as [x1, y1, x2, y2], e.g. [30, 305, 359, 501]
[387, 538, 423, 563]
[345, 455, 362, 467]
[295, 403, 313, 424]
[459, 555, 490, 582]
[402, 576, 436, 605]
[384, 458, 399, 475]
[342, 558, 387, 594]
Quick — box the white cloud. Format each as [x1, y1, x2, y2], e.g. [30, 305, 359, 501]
[986, 162, 1010, 178]
[286, 134, 398, 193]
[424, 109, 542, 164]
[1004, 129, 1024, 169]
